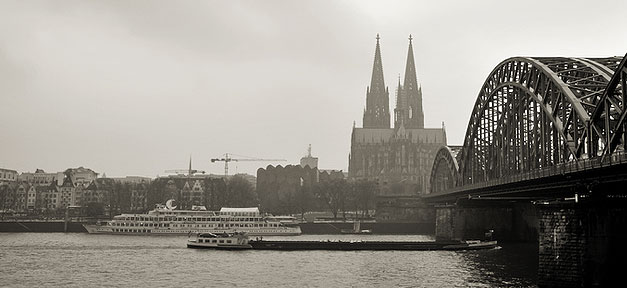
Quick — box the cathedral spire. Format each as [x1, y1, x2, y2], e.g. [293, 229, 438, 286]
[363, 34, 390, 128]
[370, 33, 385, 94]
[394, 74, 405, 128]
[401, 34, 424, 129]
[403, 35, 417, 94]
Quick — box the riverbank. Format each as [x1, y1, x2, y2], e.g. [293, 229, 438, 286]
[300, 222, 434, 234]
[0, 221, 434, 234]
[0, 220, 87, 232]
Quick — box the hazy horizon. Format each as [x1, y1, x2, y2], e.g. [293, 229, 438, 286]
[2, 0, 626, 178]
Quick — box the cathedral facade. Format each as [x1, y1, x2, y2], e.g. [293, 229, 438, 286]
[349, 35, 447, 196]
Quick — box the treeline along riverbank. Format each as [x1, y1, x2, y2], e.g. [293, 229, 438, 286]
[0, 221, 434, 234]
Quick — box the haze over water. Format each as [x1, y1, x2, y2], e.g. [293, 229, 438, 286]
[1, 233, 537, 287]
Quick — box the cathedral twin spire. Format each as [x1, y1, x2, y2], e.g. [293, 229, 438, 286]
[363, 34, 424, 130]
[363, 34, 390, 129]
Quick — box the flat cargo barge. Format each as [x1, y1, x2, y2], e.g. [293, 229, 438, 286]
[248, 240, 497, 251]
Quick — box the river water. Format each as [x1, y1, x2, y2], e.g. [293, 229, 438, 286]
[0, 233, 537, 287]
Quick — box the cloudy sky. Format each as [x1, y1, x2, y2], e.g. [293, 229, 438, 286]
[1, 0, 626, 177]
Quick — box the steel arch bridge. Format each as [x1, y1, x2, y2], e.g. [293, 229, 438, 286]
[430, 53, 627, 192]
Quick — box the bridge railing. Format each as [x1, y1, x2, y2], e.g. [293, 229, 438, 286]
[446, 151, 627, 194]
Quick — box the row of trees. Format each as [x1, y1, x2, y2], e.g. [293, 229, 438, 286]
[2, 175, 378, 220]
[142, 175, 378, 220]
[143, 175, 257, 211]
[312, 179, 378, 220]
[73, 175, 258, 218]
[264, 178, 379, 220]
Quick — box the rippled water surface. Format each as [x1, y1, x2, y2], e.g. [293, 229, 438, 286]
[0, 233, 537, 287]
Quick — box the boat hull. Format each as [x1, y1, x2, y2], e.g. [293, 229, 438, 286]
[83, 224, 301, 236]
[186, 243, 252, 249]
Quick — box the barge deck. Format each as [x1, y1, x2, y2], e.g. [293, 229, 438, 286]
[247, 240, 498, 251]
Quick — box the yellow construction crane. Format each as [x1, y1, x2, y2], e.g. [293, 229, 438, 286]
[210, 153, 286, 176]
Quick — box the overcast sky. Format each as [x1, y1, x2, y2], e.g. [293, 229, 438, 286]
[1, 0, 626, 177]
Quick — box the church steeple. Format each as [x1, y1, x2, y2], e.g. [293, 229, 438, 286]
[394, 74, 406, 128]
[370, 34, 385, 95]
[363, 34, 390, 129]
[401, 34, 424, 129]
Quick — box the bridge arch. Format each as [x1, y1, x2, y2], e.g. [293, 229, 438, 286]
[457, 56, 625, 185]
[430, 146, 460, 194]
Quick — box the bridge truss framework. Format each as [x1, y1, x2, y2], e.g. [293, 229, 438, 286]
[431, 53, 627, 193]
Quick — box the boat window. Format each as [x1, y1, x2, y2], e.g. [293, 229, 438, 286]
[227, 240, 231, 243]
[219, 240, 224, 243]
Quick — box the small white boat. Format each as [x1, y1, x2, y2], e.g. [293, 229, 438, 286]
[187, 232, 252, 249]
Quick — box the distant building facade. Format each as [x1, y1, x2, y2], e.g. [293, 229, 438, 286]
[84, 178, 115, 206]
[18, 169, 64, 186]
[41, 182, 60, 210]
[150, 175, 226, 211]
[66, 167, 98, 187]
[129, 183, 150, 212]
[256, 162, 345, 215]
[349, 35, 446, 196]
[300, 145, 319, 169]
[0, 167, 159, 215]
[110, 176, 152, 184]
[0, 168, 18, 183]
[256, 165, 319, 215]
[27, 185, 37, 209]
[14, 183, 28, 211]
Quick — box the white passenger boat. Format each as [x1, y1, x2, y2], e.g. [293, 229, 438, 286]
[187, 232, 252, 249]
[83, 200, 301, 236]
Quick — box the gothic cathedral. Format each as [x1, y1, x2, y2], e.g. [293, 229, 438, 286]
[349, 35, 447, 195]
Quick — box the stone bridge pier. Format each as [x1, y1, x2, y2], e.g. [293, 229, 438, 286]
[434, 200, 539, 242]
[434, 195, 627, 287]
[537, 197, 627, 287]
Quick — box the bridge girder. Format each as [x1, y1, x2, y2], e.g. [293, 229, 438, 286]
[455, 55, 626, 186]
